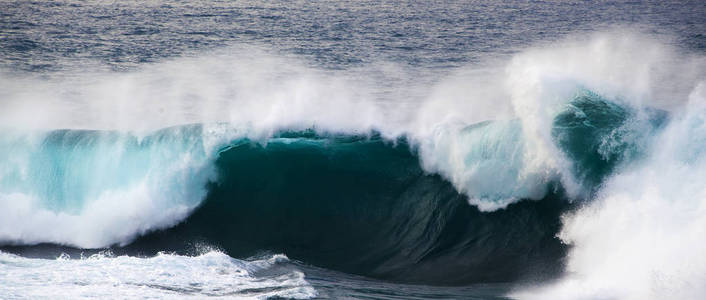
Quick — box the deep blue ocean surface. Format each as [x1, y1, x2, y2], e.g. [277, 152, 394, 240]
[1, 1, 705, 299]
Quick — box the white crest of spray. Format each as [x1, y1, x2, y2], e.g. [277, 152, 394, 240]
[0, 47, 385, 134]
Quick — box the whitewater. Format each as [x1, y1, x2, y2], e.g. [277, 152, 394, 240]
[1, 0, 705, 299]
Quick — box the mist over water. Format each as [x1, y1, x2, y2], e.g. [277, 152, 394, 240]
[1, 0, 705, 299]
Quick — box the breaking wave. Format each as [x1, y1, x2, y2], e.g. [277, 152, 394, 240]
[0, 31, 704, 296]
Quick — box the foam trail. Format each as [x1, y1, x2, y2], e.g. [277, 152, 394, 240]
[0, 250, 316, 299]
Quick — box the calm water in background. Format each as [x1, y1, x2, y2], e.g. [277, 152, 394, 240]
[2, 0, 703, 72]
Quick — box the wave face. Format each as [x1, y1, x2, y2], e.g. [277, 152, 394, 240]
[136, 131, 569, 285]
[0, 128, 571, 284]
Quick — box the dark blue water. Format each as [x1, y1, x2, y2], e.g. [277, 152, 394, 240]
[1, 0, 704, 299]
[2, 0, 703, 72]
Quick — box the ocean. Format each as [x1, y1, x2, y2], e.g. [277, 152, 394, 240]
[0, 0, 704, 299]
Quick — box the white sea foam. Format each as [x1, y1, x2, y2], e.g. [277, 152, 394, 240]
[0, 126, 223, 247]
[0, 250, 316, 299]
[512, 82, 706, 300]
[414, 30, 704, 208]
